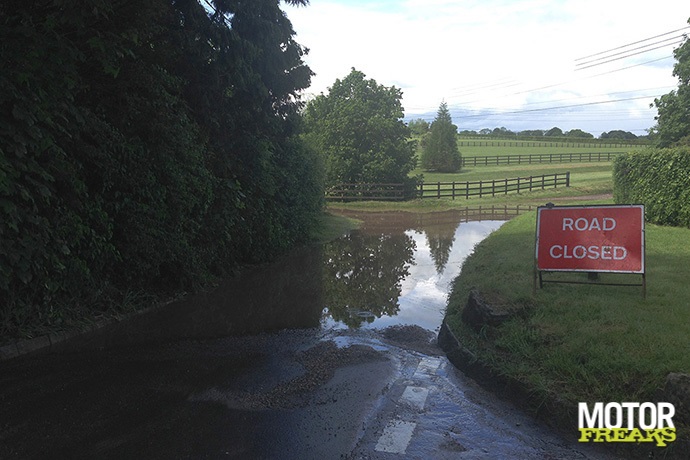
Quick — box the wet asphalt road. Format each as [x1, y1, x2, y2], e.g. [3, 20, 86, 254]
[0, 325, 615, 459]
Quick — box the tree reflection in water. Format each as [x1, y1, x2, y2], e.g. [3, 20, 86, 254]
[425, 225, 457, 274]
[322, 209, 513, 329]
[322, 231, 416, 328]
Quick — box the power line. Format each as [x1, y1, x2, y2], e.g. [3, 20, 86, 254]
[575, 39, 684, 71]
[576, 35, 684, 68]
[448, 95, 660, 119]
[575, 26, 690, 62]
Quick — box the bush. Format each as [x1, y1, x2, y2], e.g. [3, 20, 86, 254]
[613, 147, 690, 227]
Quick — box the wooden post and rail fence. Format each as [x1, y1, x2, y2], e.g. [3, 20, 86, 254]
[326, 172, 570, 202]
[462, 151, 621, 166]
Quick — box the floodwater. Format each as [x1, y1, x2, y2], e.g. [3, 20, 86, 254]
[60, 208, 511, 350]
[321, 210, 505, 332]
[4, 207, 621, 459]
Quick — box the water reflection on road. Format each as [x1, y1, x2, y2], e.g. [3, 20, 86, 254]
[56, 209, 509, 351]
[323, 210, 504, 331]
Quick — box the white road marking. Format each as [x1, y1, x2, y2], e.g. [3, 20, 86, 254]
[400, 386, 429, 411]
[413, 356, 441, 378]
[374, 420, 417, 454]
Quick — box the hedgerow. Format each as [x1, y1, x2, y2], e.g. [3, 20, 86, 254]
[613, 147, 690, 228]
[0, 0, 322, 340]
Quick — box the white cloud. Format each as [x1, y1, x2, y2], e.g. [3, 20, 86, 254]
[285, 0, 689, 135]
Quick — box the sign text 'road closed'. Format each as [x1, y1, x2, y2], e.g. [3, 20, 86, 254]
[536, 205, 644, 273]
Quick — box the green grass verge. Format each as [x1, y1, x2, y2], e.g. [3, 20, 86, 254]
[445, 212, 690, 407]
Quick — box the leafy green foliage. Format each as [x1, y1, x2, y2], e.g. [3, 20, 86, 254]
[0, 0, 322, 339]
[613, 147, 690, 227]
[565, 129, 593, 139]
[652, 18, 690, 147]
[600, 130, 638, 140]
[303, 69, 417, 189]
[420, 102, 461, 172]
[408, 118, 430, 136]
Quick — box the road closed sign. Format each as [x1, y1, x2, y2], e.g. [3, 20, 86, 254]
[536, 204, 644, 273]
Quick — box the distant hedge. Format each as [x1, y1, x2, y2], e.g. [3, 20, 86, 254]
[613, 147, 690, 227]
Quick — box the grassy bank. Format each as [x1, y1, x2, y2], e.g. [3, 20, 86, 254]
[444, 212, 690, 437]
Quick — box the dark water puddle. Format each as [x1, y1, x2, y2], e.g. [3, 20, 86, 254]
[59, 209, 512, 351]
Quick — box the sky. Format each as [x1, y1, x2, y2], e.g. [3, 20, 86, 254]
[283, 0, 689, 137]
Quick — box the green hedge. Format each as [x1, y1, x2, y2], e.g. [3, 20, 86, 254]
[0, 0, 323, 340]
[613, 147, 690, 227]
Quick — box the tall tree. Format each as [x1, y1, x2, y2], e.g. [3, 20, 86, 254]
[303, 68, 416, 186]
[652, 19, 690, 147]
[420, 102, 461, 172]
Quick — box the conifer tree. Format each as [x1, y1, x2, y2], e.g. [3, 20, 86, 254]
[420, 102, 461, 172]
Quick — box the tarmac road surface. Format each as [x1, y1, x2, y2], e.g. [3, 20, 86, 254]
[0, 325, 614, 459]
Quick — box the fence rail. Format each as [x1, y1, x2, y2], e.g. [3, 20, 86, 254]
[457, 140, 638, 148]
[326, 172, 570, 202]
[418, 172, 570, 199]
[462, 152, 622, 166]
[325, 183, 407, 201]
[451, 204, 536, 222]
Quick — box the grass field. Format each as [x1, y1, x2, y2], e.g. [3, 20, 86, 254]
[329, 140, 623, 212]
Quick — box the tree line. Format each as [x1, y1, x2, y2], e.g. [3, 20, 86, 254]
[408, 122, 641, 141]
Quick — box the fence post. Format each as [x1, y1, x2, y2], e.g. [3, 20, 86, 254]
[566, 171, 570, 187]
[437, 181, 441, 199]
[505, 178, 508, 195]
[492, 179, 495, 197]
[452, 181, 455, 200]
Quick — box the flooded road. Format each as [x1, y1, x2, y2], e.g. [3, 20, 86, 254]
[0, 209, 615, 459]
[321, 210, 504, 331]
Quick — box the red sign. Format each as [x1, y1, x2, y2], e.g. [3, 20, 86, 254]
[536, 205, 644, 273]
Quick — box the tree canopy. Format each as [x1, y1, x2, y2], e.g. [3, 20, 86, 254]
[652, 19, 690, 147]
[420, 102, 461, 172]
[545, 127, 564, 137]
[600, 130, 638, 140]
[408, 119, 430, 136]
[565, 129, 594, 139]
[303, 68, 416, 186]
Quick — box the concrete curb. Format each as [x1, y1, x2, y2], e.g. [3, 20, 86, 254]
[1, 327, 86, 362]
[0, 303, 169, 362]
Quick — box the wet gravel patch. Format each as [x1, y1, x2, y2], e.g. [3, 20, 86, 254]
[380, 325, 442, 356]
[190, 338, 388, 411]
